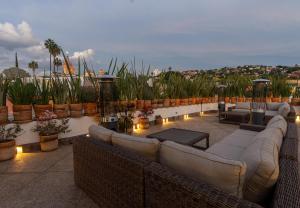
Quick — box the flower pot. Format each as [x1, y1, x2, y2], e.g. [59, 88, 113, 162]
[119, 100, 128, 108]
[175, 99, 180, 106]
[192, 97, 197, 105]
[53, 104, 69, 118]
[139, 117, 150, 129]
[271, 97, 281, 102]
[34, 104, 52, 118]
[144, 100, 152, 108]
[13, 104, 32, 123]
[266, 97, 272, 103]
[230, 97, 237, 104]
[155, 115, 163, 125]
[69, 103, 83, 118]
[0, 106, 8, 125]
[0, 140, 16, 161]
[83, 103, 97, 116]
[237, 97, 245, 102]
[245, 97, 252, 102]
[157, 99, 164, 108]
[136, 100, 145, 110]
[225, 97, 230, 103]
[180, 99, 188, 106]
[202, 97, 209, 103]
[151, 99, 158, 109]
[128, 100, 136, 110]
[188, 98, 193, 105]
[163, 99, 170, 107]
[292, 98, 300, 106]
[40, 134, 58, 152]
[281, 97, 289, 103]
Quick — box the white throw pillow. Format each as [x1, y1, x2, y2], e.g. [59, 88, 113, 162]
[160, 141, 246, 198]
[112, 133, 160, 161]
[241, 128, 282, 203]
[266, 102, 282, 111]
[266, 115, 287, 136]
[236, 102, 251, 110]
[89, 125, 114, 143]
[278, 102, 290, 117]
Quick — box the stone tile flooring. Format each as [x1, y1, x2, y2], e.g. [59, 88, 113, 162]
[0, 114, 298, 207]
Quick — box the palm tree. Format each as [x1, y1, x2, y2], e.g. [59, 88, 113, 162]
[44, 39, 58, 77]
[53, 57, 62, 73]
[28, 61, 38, 77]
[52, 45, 61, 73]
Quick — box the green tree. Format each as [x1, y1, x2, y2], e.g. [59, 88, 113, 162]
[44, 39, 59, 76]
[28, 61, 38, 77]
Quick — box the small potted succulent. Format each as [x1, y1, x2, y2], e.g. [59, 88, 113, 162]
[0, 124, 22, 161]
[138, 106, 153, 129]
[33, 111, 70, 152]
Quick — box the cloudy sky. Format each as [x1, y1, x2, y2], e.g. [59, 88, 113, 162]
[1, 0, 300, 73]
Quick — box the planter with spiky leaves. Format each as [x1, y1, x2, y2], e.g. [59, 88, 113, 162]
[0, 75, 9, 124]
[51, 75, 69, 118]
[33, 76, 52, 118]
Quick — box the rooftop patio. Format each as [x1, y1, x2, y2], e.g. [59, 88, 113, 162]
[0, 114, 244, 208]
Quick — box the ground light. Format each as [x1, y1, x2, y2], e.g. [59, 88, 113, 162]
[16, 146, 23, 154]
[163, 118, 169, 124]
[134, 124, 140, 132]
[297, 115, 300, 122]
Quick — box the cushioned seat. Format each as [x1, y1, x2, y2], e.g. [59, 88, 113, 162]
[232, 109, 251, 113]
[265, 110, 279, 117]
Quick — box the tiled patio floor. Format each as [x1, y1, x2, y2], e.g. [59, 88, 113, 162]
[0, 114, 298, 208]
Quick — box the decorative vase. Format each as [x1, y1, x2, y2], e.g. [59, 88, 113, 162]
[53, 104, 69, 118]
[69, 103, 83, 118]
[83, 103, 97, 116]
[34, 104, 52, 118]
[0, 139, 16, 161]
[40, 134, 59, 152]
[139, 117, 150, 129]
[0, 106, 8, 125]
[13, 104, 32, 123]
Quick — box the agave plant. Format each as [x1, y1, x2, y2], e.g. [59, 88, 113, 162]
[33, 76, 51, 105]
[270, 75, 291, 98]
[8, 78, 36, 105]
[51, 75, 69, 104]
[0, 75, 9, 106]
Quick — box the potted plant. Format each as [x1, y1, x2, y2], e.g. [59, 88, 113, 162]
[8, 78, 35, 123]
[67, 68, 83, 117]
[117, 111, 134, 134]
[0, 75, 9, 124]
[33, 77, 52, 118]
[82, 86, 98, 116]
[0, 124, 22, 161]
[138, 106, 153, 129]
[51, 76, 69, 118]
[33, 111, 69, 152]
[155, 115, 163, 125]
[292, 87, 300, 106]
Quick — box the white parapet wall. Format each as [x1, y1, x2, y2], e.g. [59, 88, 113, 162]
[14, 103, 226, 146]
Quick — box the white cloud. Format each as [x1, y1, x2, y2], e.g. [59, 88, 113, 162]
[0, 21, 39, 50]
[70, 49, 95, 59]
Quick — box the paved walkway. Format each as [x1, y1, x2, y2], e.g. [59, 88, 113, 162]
[0, 114, 297, 208]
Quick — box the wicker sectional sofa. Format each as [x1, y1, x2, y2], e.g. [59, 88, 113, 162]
[73, 119, 299, 208]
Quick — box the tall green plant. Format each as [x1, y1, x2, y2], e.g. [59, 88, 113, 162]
[33, 76, 51, 105]
[8, 78, 35, 105]
[51, 75, 69, 104]
[0, 75, 9, 106]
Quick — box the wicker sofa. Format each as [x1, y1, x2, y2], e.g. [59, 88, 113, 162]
[73, 121, 299, 208]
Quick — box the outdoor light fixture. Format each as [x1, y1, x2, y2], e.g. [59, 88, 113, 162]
[200, 111, 204, 116]
[163, 118, 169, 124]
[86, 134, 90, 138]
[297, 116, 300, 122]
[16, 146, 23, 154]
[134, 124, 140, 132]
[184, 114, 189, 119]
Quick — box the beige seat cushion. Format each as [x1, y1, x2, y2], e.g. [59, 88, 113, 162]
[236, 102, 251, 110]
[278, 102, 290, 117]
[89, 125, 114, 143]
[241, 128, 283, 203]
[265, 110, 279, 117]
[266, 115, 287, 136]
[232, 109, 250, 113]
[160, 141, 247, 198]
[206, 129, 258, 160]
[112, 133, 160, 161]
[266, 102, 282, 111]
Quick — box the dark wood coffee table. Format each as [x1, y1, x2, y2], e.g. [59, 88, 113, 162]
[219, 111, 250, 125]
[147, 128, 209, 149]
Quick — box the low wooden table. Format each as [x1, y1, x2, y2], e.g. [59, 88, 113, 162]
[147, 128, 209, 150]
[219, 111, 250, 125]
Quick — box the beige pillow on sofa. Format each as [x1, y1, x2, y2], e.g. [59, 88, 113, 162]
[89, 125, 114, 143]
[278, 102, 290, 117]
[266, 115, 287, 136]
[241, 129, 282, 203]
[112, 133, 160, 161]
[160, 141, 246, 198]
[266, 102, 282, 111]
[236, 102, 251, 110]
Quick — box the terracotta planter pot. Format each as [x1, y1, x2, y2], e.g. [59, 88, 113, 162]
[245, 98, 252, 102]
[53, 104, 69, 118]
[34, 104, 52, 118]
[144, 100, 152, 108]
[119, 100, 128, 108]
[175, 99, 180, 106]
[40, 134, 58, 152]
[202, 97, 209, 103]
[170, 99, 176, 107]
[188, 98, 193, 105]
[266, 97, 272, 103]
[237, 97, 245, 102]
[69, 103, 83, 118]
[151, 99, 158, 109]
[191, 97, 197, 105]
[83, 103, 97, 116]
[225, 97, 230, 103]
[13, 104, 32, 123]
[136, 100, 145, 110]
[157, 99, 164, 108]
[0, 106, 8, 125]
[163, 99, 170, 107]
[281, 97, 289, 103]
[292, 98, 300, 106]
[230, 97, 237, 104]
[139, 117, 150, 129]
[128, 100, 136, 110]
[271, 97, 281, 102]
[180, 99, 188, 106]
[0, 139, 16, 161]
